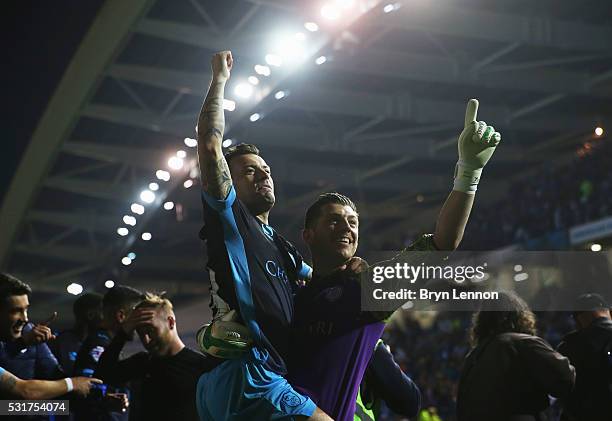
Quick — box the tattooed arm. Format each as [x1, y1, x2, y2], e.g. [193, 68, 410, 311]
[197, 51, 234, 199]
[0, 369, 101, 399]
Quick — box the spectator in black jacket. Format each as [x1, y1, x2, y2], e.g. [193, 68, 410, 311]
[558, 293, 612, 421]
[355, 340, 421, 420]
[96, 293, 221, 421]
[457, 291, 575, 421]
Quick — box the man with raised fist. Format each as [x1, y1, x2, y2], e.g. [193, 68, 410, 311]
[194, 51, 330, 420]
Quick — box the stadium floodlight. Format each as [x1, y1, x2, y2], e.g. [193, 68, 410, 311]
[189, 166, 199, 178]
[168, 156, 184, 171]
[223, 99, 236, 111]
[595, 127, 604, 137]
[591, 243, 602, 252]
[304, 22, 319, 32]
[184, 179, 194, 189]
[131, 203, 145, 215]
[156, 170, 171, 181]
[222, 138, 233, 148]
[383, 2, 401, 13]
[321, 3, 340, 20]
[127, 252, 136, 260]
[176, 150, 187, 159]
[254, 64, 271, 76]
[315, 55, 327, 65]
[514, 264, 523, 272]
[248, 76, 259, 85]
[514, 273, 529, 282]
[141, 232, 152, 241]
[123, 215, 136, 226]
[140, 189, 156, 204]
[117, 227, 129, 236]
[274, 91, 286, 100]
[148, 182, 159, 191]
[105, 280, 115, 288]
[184, 137, 197, 147]
[163, 201, 174, 210]
[265, 54, 283, 67]
[234, 83, 254, 99]
[67, 283, 83, 295]
[250, 113, 261, 122]
[121, 257, 132, 266]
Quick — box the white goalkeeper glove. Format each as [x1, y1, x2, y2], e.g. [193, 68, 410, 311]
[453, 99, 501, 194]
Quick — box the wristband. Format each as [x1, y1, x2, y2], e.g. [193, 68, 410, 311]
[453, 161, 482, 194]
[64, 378, 74, 392]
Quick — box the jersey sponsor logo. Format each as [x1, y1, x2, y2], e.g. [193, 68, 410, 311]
[265, 260, 289, 283]
[308, 320, 334, 336]
[89, 345, 105, 362]
[281, 390, 305, 407]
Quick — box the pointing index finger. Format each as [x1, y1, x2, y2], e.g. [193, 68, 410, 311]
[464, 99, 479, 128]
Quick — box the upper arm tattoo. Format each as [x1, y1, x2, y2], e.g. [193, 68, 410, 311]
[0, 371, 18, 394]
[205, 156, 232, 199]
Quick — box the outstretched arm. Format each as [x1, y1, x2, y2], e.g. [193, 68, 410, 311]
[433, 99, 501, 250]
[197, 51, 234, 199]
[0, 369, 101, 400]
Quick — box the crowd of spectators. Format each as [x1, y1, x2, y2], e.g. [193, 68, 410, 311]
[462, 139, 612, 250]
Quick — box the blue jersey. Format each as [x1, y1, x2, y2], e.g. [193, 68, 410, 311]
[201, 187, 310, 374]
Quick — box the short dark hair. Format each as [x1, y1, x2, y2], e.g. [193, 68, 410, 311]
[304, 193, 358, 229]
[73, 293, 103, 322]
[0, 273, 32, 302]
[224, 143, 260, 166]
[102, 285, 144, 317]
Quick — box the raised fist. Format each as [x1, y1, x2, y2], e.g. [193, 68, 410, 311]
[211, 51, 233, 82]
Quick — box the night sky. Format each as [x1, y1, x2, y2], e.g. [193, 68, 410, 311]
[2, 1, 104, 203]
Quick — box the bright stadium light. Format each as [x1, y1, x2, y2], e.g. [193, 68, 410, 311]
[131, 203, 145, 215]
[156, 170, 171, 181]
[121, 257, 132, 266]
[105, 280, 115, 289]
[304, 22, 319, 32]
[591, 243, 602, 252]
[184, 137, 197, 147]
[315, 55, 327, 65]
[127, 252, 136, 260]
[265, 54, 283, 67]
[148, 182, 159, 191]
[321, 3, 340, 20]
[383, 2, 401, 13]
[222, 138, 233, 148]
[141, 232, 152, 241]
[274, 90, 286, 100]
[140, 189, 156, 204]
[67, 283, 83, 296]
[595, 126, 604, 137]
[184, 179, 194, 189]
[223, 99, 236, 111]
[234, 83, 254, 99]
[250, 113, 261, 122]
[163, 201, 174, 210]
[254, 64, 271, 76]
[168, 156, 184, 170]
[514, 273, 529, 282]
[514, 264, 523, 272]
[189, 166, 199, 179]
[117, 227, 129, 236]
[123, 215, 136, 226]
[248, 76, 259, 85]
[176, 150, 187, 159]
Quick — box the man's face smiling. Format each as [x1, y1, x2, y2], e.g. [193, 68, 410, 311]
[229, 154, 275, 216]
[0, 294, 29, 340]
[306, 203, 359, 267]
